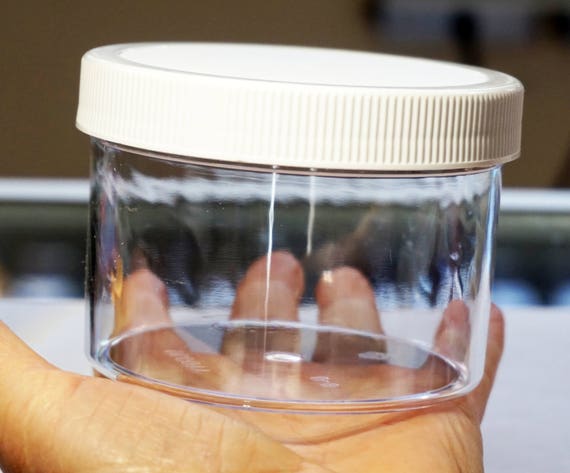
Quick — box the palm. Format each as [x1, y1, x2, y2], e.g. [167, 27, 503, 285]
[0, 254, 503, 473]
[0, 364, 493, 473]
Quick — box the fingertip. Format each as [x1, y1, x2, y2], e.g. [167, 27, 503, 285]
[489, 304, 505, 348]
[486, 304, 505, 376]
[466, 304, 506, 422]
[114, 268, 170, 334]
[433, 300, 471, 360]
[241, 251, 304, 297]
[314, 266, 382, 334]
[315, 266, 375, 309]
[231, 251, 305, 321]
[122, 268, 169, 307]
[445, 300, 470, 322]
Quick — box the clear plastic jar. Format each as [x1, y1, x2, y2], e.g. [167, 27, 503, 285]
[78, 43, 523, 413]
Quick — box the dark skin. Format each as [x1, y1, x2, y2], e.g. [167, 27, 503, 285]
[0, 252, 504, 472]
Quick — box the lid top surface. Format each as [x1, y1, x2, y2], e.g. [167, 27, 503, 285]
[101, 43, 507, 90]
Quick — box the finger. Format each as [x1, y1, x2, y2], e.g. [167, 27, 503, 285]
[433, 300, 471, 361]
[414, 301, 471, 398]
[224, 251, 305, 398]
[113, 267, 171, 335]
[0, 321, 77, 471]
[111, 267, 181, 378]
[225, 251, 304, 360]
[313, 267, 383, 364]
[315, 267, 382, 333]
[231, 250, 304, 322]
[466, 304, 505, 422]
[111, 268, 232, 393]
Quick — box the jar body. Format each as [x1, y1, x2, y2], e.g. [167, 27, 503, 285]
[87, 139, 500, 413]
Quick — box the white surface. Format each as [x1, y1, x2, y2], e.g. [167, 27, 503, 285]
[1, 299, 568, 472]
[499, 188, 570, 213]
[481, 307, 570, 473]
[1, 299, 90, 375]
[77, 43, 523, 171]
[0, 179, 88, 204]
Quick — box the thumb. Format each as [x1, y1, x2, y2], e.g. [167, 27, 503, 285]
[0, 322, 334, 473]
[466, 305, 505, 423]
[0, 321, 84, 471]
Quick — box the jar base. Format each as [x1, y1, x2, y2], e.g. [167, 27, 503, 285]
[96, 321, 467, 413]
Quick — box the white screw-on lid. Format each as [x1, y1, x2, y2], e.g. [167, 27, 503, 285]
[76, 43, 524, 171]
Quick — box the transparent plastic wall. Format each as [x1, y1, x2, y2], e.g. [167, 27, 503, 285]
[87, 139, 500, 413]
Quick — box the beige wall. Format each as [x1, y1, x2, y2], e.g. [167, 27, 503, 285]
[1, 1, 568, 186]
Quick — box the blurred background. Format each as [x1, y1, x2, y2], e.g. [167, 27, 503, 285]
[0, 0, 569, 304]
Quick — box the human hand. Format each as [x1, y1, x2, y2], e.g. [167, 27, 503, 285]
[0, 253, 503, 472]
